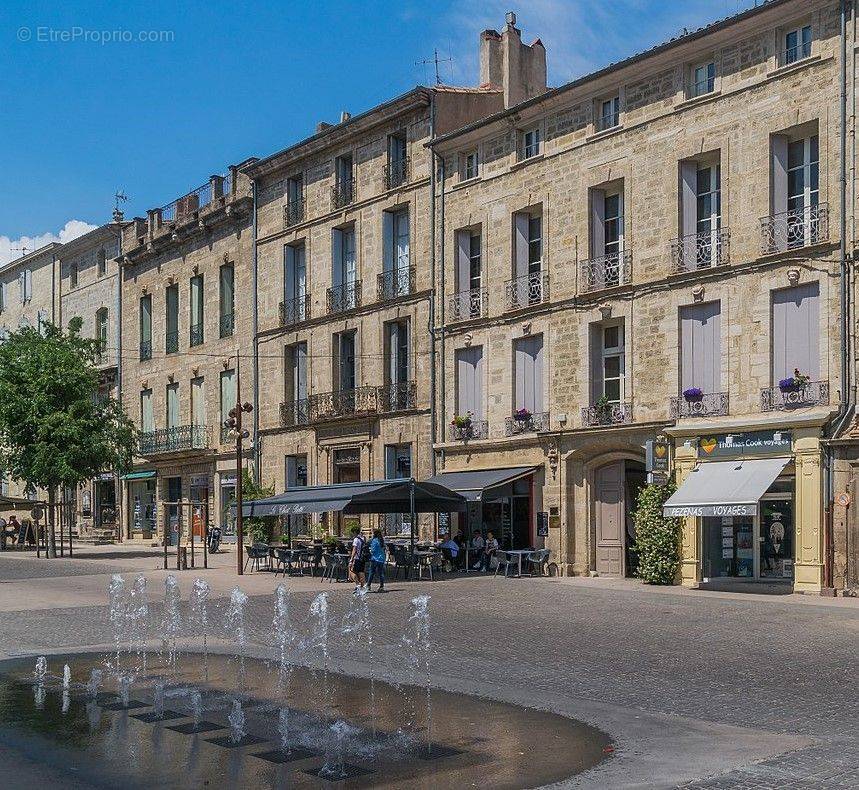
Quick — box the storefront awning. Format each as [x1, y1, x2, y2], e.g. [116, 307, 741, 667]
[122, 471, 156, 481]
[425, 466, 537, 502]
[663, 457, 791, 518]
[241, 479, 467, 518]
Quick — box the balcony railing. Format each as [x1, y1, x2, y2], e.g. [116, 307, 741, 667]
[505, 271, 548, 310]
[581, 402, 633, 427]
[595, 112, 620, 132]
[220, 312, 234, 338]
[377, 381, 417, 412]
[280, 399, 310, 428]
[378, 267, 414, 301]
[384, 157, 410, 189]
[331, 179, 355, 209]
[451, 419, 489, 441]
[327, 281, 361, 314]
[504, 411, 550, 436]
[760, 203, 829, 255]
[139, 340, 152, 361]
[449, 287, 487, 321]
[165, 330, 179, 354]
[189, 323, 203, 347]
[670, 228, 730, 273]
[761, 380, 830, 411]
[670, 392, 730, 419]
[284, 198, 305, 228]
[279, 295, 311, 327]
[161, 182, 213, 224]
[580, 250, 632, 293]
[138, 424, 211, 455]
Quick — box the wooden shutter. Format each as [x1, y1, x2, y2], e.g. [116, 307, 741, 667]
[591, 189, 606, 257]
[680, 301, 721, 393]
[456, 230, 471, 294]
[514, 213, 529, 279]
[514, 336, 542, 412]
[680, 160, 699, 266]
[191, 378, 205, 426]
[294, 343, 307, 401]
[771, 134, 789, 218]
[382, 212, 394, 273]
[456, 346, 483, 419]
[590, 325, 604, 402]
[331, 231, 343, 290]
[772, 283, 820, 382]
[286, 456, 297, 488]
[141, 390, 153, 433]
[166, 383, 179, 428]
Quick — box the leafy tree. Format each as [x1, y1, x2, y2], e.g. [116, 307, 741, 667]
[239, 468, 275, 543]
[0, 319, 136, 557]
[632, 480, 682, 585]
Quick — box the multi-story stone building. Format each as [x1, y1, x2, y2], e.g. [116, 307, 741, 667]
[429, 0, 855, 593]
[243, 58, 513, 537]
[56, 222, 125, 540]
[118, 163, 256, 544]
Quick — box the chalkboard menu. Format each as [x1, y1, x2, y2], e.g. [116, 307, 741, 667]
[500, 502, 512, 548]
[536, 511, 549, 537]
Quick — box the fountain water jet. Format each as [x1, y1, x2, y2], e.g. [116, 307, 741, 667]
[161, 575, 182, 672]
[320, 720, 355, 780]
[128, 575, 149, 673]
[108, 575, 129, 674]
[228, 699, 246, 744]
[189, 578, 211, 682]
[225, 587, 249, 692]
[87, 668, 103, 698]
[190, 688, 202, 729]
[272, 584, 294, 694]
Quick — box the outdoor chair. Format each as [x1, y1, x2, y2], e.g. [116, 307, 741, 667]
[526, 548, 551, 577]
[415, 552, 434, 581]
[494, 550, 515, 577]
[273, 547, 295, 577]
[306, 545, 323, 577]
[244, 543, 270, 573]
[322, 553, 348, 583]
[439, 546, 456, 573]
[390, 544, 412, 579]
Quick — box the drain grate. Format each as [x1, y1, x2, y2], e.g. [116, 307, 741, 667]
[205, 734, 268, 749]
[252, 747, 316, 764]
[305, 764, 373, 781]
[166, 721, 224, 735]
[131, 710, 184, 722]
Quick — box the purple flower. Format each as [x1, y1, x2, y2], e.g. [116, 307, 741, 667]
[779, 377, 798, 391]
[682, 387, 703, 400]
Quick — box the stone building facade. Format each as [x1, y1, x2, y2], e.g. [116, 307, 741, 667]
[429, 0, 854, 593]
[118, 164, 256, 544]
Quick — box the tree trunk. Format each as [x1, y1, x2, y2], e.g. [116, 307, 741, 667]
[47, 486, 57, 559]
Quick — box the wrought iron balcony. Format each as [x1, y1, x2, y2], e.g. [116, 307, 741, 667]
[139, 340, 152, 361]
[309, 386, 378, 422]
[283, 198, 305, 228]
[451, 419, 489, 441]
[280, 399, 310, 428]
[331, 179, 355, 209]
[279, 295, 311, 327]
[220, 312, 234, 338]
[449, 287, 487, 321]
[327, 281, 361, 314]
[580, 250, 632, 293]
[581, 402, 633, 427]
[378, 267, 414, 301]
[189, 323, 203, 347]
[377, 381, 417, 413]
[670, 229, 730, 273]
[138, 424, 211, 455]
[761, 380, 830, 411]
[384, 157, 410, 189]
[161, 181, 212, 224]
[165, 330, 179, 354]
[505, 271, 548, 310]
[670, 392, 730, 419]
[760, 203, 829, 255]
[504, 411, 550, 436]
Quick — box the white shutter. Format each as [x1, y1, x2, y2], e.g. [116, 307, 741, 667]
[141, 390, 154, 432]
[771, 134, 789, 218]
[331, 231, 343, 290]
[591, 190, 606, 257]
[514, 213, 529, 279]
[383, 212, 394, 273]
[456, 346, 483, 419]
[456, 230, 471, 295]
[191, 378, 206, 426]
[514, 337, 542, 412]
[680, 160, 699, 267]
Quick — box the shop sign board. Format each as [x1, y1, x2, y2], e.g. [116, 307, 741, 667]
[696, 430, 791, 459]
[664, 503, 756, 518]
[536, 511, 549, 537]
[645, 438, 670, 473]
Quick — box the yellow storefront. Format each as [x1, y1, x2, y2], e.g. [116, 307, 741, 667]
[666, 417, 826, 593]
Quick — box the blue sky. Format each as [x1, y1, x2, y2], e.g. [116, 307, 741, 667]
[0, 0, 754, 261]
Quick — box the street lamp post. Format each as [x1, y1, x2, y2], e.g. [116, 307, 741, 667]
[223, 355, 253, 576]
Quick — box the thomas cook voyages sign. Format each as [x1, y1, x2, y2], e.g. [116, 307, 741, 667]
[696, 430, 792, 459]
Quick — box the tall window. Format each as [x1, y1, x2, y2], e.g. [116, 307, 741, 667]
[285, 174, 304, 225]
[788, 136, 819, 226]
[285, 454, 308, 487]
[165, 283, 179, 354]
[191, 377, 206, 427]
[691, 62, 715, 96]
[771, 283, 820, 384]
[284, 243, 307, 321]
[334, 330, 357, 393]
[385, 444, 412, 479]
[220, 369, 236, 433]
[220, 263, 234, 337]
[139, 295, 152, 360]
[190, 274, 203, 347]
[597, 323, 625, 403]
[521, 127, 541, 159]
[140, 389, 154, 433]
[387, 132, 408, 187]
[454, 228, 482, 317]
[463, 150, 479, 180]
[19, 269, 32, 303]
[285, 342, 308, 406]
[385, 319, 410, 401]
[784, 24, 812, 64]
[680, 302, 722, 395]
[771, 133, 820, 250]
[680, 160, 722, 268]
[604, 193, 623, 258]
[95, 307, 108, 361]
[455, 346, 484, 420]
[514, 335, 544, 414]
[512, 211, 544, 306]
[334, 153, 354, 205]
[598, 96, 620, 130]
[382, 209, 410, 298]
[331, 227, 357, 310]
[166, 382, 180, 430]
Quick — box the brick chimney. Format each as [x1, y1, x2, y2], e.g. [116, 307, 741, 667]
[480, 12, 547, 109]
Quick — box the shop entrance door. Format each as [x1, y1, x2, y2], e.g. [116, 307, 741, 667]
[759, 495, 794, 581]
[703, 516, 756, 579]
[595, 462, 625, 577]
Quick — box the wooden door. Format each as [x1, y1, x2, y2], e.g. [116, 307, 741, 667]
[595, 461, 625, 577]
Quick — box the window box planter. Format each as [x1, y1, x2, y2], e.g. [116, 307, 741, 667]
[683, 387, 704, 402]
[513, 408, 532, 422]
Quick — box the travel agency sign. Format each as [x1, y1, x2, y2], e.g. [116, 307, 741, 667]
[695, 430, 792, 458]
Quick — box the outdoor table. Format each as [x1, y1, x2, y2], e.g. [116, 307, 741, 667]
[269, 546, 311, 575]
[502, 548, 534, 577]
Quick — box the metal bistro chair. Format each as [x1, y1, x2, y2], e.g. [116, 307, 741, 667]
[494, 550, 516, 578]
[415, 551, 434, 581]
[272, 547, 294, 577]
[526, 548, 551, 577]
[244, 543, 271, 573]
[389, 544, 412, 579]
[305, 545, 324, 577]
[323, 553, 349, 583]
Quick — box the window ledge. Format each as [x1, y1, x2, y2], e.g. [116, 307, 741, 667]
[675, 88, 722, 111]
[585, 124, 624, 143]
[767, 53, 822, 80]
[510, 153, 544, 171]
[452, 175, 481, 191]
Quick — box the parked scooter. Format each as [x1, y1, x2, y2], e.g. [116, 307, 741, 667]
[207, 526, 222, 554]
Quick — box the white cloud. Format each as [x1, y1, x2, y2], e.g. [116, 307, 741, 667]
[0, 220, 97, 266]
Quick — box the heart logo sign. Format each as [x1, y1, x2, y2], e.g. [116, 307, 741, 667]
[654, 445, 667, 458]
[701, 437, 718, 454]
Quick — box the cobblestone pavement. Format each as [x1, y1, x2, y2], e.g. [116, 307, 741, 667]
[0, 550, 857, 788]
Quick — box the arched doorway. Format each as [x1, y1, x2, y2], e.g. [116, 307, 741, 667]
[593, 458, 646, 577]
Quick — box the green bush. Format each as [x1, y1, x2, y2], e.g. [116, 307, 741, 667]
[632, 480, 682, 585]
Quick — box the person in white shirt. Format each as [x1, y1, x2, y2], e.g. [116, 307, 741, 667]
[480, 531, 499, 572]
[470, 530, 485, 570]
[349, 526, 367, 592]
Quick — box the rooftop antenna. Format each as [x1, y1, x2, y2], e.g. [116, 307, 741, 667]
[10, 244, 30, 259]
[113, 190, 128, 223]
[415, 48, 453, 85]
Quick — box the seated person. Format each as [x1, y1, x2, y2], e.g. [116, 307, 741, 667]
[470, 529, 485, 569]
[479, 530, 499, 572]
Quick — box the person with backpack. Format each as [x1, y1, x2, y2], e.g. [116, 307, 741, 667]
[366, 528, 387, 592]
[349, 525, 368, 593]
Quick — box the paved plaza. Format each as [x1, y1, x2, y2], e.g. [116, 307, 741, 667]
[0, 545, 857, 788]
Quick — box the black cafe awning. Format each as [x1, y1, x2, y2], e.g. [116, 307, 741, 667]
[241, 479, 466, 518]
[425, 466, 537, 502]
